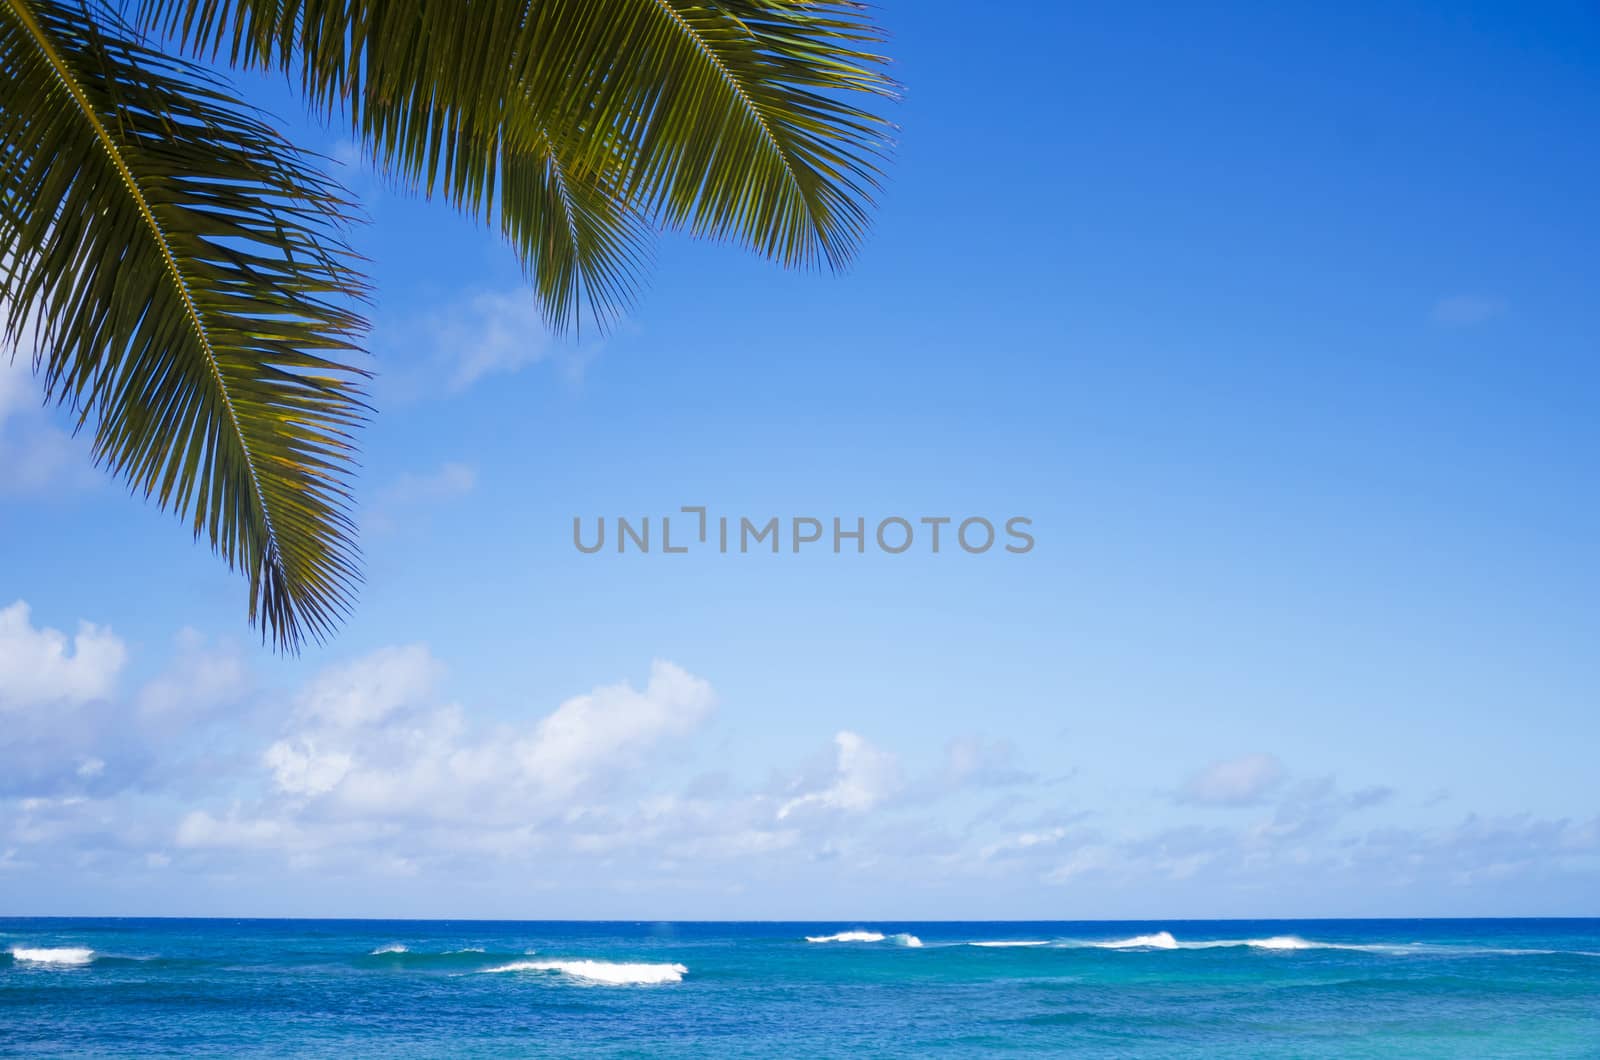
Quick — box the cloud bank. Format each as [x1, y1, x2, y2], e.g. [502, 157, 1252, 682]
[1, 604, 1595, 917]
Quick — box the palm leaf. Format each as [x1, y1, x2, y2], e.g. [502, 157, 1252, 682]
[0, 0, 369, 652]
[144, 0, 894, 332]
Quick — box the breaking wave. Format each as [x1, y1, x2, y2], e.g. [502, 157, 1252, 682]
[10, 946, 95, 966]
[806, 931, 885, 943]
[1086, 932, 1180, 950]
[481, 959, 687, 985]
[1052, 933, 1600, 957]
[356, 947, 529, 969]
[1060, 933, 1361, 952]
[1242, 936, 1321, 951]
[970, 940, 1052, 948]
[803, 931, 922, 946]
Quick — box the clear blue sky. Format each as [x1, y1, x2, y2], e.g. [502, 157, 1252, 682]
[2, 1, 1597, 918]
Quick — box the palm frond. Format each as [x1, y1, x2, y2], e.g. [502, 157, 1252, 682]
[0, 0, 369, 652]
[144, 0, 894, 331]
[523, 0, 895, 268]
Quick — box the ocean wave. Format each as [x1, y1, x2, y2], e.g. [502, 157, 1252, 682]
[481, 959, 687, 985]
[356, 947, 526, 969]
[11, 946, 95, 966]
[1061, 933, 1363, 953]
[806, 931, 884, 943]
[1085, 932, 1180, 950]
[1243, 936, 1322, 951]
[804, 930, 923, 947]
[970, 940, 1052, 948]
[1049, 933, 1600, 957]
[1185, 936, 1432, 954]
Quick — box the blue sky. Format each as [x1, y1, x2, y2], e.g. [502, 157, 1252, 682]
[2, 1, 1597, 918]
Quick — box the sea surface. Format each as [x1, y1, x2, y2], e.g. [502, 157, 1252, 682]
[2, 918, 1597, 1056]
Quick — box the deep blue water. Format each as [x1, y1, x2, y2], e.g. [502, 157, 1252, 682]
[2, 918, 1597, 1056]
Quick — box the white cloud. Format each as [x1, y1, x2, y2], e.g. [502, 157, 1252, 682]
[431, 288, 607, 390]
[980, 825, 1072, 861]
[294, 644, 441, 728]
[230, 654, 717, 836]
[0, 600, 125, 710]
[136, 629, 247, 722]
[176, 810, 298, 851]
[442, 290, 552, 389]
[370, 288, 613, 402]
[264, 740, 354, 796]
[515, 661, 716, 799]
[1177, 753, 1286, 807]
[777, 731, 902, 819]
[1431, 294, 1507, 327]
[10, 630, 1592, 916]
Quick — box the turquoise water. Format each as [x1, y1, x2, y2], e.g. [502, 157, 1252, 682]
[2, 919, 1597, 1056]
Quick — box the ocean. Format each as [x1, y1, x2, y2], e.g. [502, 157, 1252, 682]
[2, 918, 1597, 1056]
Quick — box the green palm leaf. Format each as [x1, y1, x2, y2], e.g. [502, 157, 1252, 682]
[146, 0, 895, 331]
[0, 0, 368, 652]
[3, 0, 892, 651]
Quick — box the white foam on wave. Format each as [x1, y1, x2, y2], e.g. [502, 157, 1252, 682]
[447, 947, 486, 954]
[1049, 931, 1600, 958]
[1244, 936, 1320, 951]
[482, 959, 687, 985]
[1089, 932, 1180, 950]
[1189, 936, 1403, 953]
[806, 931, 885, 943]
[1073, 933, 1361, 953]
[970, 940, 1051, 948]
[11, 946, 95, 965]
[891, 933, 924, 948]
[369, 943, 408, 955]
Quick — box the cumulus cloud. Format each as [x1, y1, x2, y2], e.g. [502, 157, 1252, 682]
[4, 624, 1595, 915]
[1, 620, 253, 802]
[235, 655, 719, 848]
[294, 644, 441, 728]
[0, 600, 125, 710]
[517, 661, 716, 799]
[264, 741, 354, 797]
[1177, 752, 1286, 807]
[777, 731, 902, 820]
[136, 629, 247, 723]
